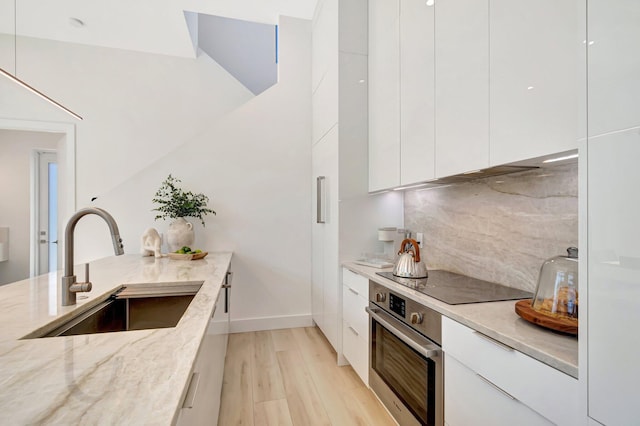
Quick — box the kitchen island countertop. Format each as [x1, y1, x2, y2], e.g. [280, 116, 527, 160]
[0, 253, 232, 425]
[343, 262, 578, 378]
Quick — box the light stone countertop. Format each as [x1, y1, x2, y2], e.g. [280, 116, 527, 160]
[0, 253, 232, 425]
[343, 262, 578, 379]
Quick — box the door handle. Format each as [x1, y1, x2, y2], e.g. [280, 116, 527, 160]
[316, 176, 326, 224]
[366, 307, 440, 359]
[182, 372, 200, 408]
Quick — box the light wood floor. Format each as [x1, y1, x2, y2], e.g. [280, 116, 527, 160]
[218, 327, 396, 426]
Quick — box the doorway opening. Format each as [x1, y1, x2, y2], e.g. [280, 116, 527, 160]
[0, 118, 75, 284]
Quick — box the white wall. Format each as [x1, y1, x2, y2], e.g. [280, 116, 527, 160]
[0, 130, 61, 285]
[95, 16, 312, 329]
[0, 17, 312, 329]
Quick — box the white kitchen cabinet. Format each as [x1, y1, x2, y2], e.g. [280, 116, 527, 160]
[313, 0, 403, 360]
[312, 127, 340, 349]
[587, 0, 640, 137]
[443, 317, 579, 426]
[313, 0, 403, 359]
[489, 0, 579, 166]
[177, 274, 231, 425]
[399, 0, 435, 185]
[368, 0, 435, 190]
[341, 267, 369, 385]
[368, 0, 400, 192]
[434, 0, 489, 178]
[445, 355, 552, 426]
[586, 128, 640, 425]
[584, 1, 640, 423]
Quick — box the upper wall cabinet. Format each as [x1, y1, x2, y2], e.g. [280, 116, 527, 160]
[587, 0, 640, 136]
[369, 0, 435, 192]
[434, 0, 489, 178]
[368, 0, 401, 192]
[400, 0, 436, 185]
[489, 0, 580, 166]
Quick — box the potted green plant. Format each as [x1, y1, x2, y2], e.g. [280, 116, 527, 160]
[152, 174, 215, 252]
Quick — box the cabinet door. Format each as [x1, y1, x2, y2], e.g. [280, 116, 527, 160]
[400, 0, 435, 185]
[312, 127, 340, 350]
[587, 128, 640, 425]
[445, 354, 552, 426]
[177, 290, 228, 425]
[435, 0, 489, 178]
[368, 0, 400, 192]
[588, 0, 640, 136]
[489, 0, 579, 166]
[342, 319, 369, 386]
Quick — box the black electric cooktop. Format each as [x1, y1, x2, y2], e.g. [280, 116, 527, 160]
[376, 270, 532, 305]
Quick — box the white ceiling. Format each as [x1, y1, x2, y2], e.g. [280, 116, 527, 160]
[0, 0, 318, 58]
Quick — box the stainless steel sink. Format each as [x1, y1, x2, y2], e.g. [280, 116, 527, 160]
[27, 281, 203, 338]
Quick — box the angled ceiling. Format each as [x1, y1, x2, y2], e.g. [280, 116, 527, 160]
[0, 0, 317, 58]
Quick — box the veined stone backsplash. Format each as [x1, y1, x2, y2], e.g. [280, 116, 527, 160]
[404, 162, 578, 292]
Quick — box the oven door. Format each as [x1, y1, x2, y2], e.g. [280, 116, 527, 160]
[367, 306, 443, 426]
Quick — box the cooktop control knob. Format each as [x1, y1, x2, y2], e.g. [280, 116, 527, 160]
[410, 312, 424, 324]
[375, 292, 387, 303]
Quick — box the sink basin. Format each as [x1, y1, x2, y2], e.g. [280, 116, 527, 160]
[27, 281, 203, 338]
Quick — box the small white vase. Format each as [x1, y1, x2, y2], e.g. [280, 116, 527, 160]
[166, 217, 195, 252]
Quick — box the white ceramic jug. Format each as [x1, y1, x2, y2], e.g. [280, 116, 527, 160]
[166, 217, 195, 252]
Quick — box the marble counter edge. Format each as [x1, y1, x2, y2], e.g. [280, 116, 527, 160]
[342, 262, 578, 379]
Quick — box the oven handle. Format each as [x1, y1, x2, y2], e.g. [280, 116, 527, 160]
[366, 307, 440, 359]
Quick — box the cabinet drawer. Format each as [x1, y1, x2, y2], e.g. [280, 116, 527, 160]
[342, 267, 368, 297]
[343, 320, 369, 386]
[342, 285, 368, 337]
[442, 317, 579, 426]
[445, 354, 552, 426]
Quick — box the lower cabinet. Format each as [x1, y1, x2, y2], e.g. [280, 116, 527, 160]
[177, 275, 231, 425]
[445, 354, 552, 426]
[442, 317, 578, 426]
[341, 268, 369, 386]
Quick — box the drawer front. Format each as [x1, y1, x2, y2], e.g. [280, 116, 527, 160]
[343, 320, 369, 386]
[445, 354, 552, 426]
[342, 267, 368, 297]
[442, 317, 579, 426]
[342, 285, 368, 337]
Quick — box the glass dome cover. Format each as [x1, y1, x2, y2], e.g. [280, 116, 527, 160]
[531, 247, 578, 320]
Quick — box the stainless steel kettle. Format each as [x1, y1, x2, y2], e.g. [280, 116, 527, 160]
[393, 238, 428, 279]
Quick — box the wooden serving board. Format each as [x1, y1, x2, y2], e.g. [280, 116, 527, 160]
[515, 299, 578, 335]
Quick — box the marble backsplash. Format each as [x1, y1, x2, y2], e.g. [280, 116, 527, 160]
[404, 162, 578, 292]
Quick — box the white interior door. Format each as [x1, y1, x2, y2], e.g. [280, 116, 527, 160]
[36, 151, 57, 275]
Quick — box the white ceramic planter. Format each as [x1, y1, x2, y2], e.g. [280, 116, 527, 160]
[166, 217, 195, 252]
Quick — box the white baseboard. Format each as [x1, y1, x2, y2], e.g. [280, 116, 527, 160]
[230, 314, 314, 333]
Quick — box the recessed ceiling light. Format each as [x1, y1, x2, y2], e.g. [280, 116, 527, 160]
[69, 17, 85, 28]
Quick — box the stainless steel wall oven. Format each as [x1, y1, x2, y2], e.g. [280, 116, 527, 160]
[367, 280, 443, 426]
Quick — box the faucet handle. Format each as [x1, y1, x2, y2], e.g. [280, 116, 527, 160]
[70, 263, 93, 293]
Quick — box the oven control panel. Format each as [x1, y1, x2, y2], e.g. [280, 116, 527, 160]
[389, 293, 406, 318]
[369, 280, 442, 345]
